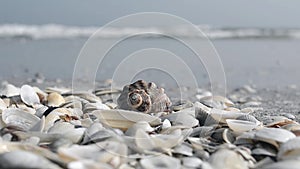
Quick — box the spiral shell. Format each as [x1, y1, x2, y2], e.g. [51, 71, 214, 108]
[117, 80, 171, 113]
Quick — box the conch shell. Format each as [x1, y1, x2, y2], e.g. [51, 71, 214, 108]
[117, 80, 171, 113]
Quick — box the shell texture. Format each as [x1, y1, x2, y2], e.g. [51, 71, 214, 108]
[117, 80, 171, 113]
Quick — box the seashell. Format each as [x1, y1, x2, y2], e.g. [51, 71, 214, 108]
[139, 154, 181, 169]
[254, 128, 296, 148]
[20, 85, 40, 106]
[68, 160, 114, 169]
[33, 86, 48, 103]
[135, 129, 156, 151]
[194, 102, 220, 126]
[181, 157, 203, 168]
[161, 110, 199, 128]
[58, 141, 127, 167]
[252, 147, 276, 158]
[226, 119, 258, 133]
[0, 151, 62, 169]
[171, 99, 193, 111]
[35, 105, 50, 118]
[83, 102, 110, 113]
[47, 92, 65, 107]
[64, 91, 102, 103]
[173, 143, 193, 156]
[94, 88, 122, 96]
[282, 123, 300, 136]
[277, 137, 300, 160]
[117, 80, 171, 113]
[161, 119, 171, 129]
[48, 122, 85, 143]
[151, 131, 184, 150]
[208, 149, 248, 169]
[236, 114, 260, 124]
[265, 116, 297, 128]
[2, 108, 40, 130]
[0, 142, 66, 166]
[92, 109, 161, 131]
[210, 108, 245, 123]
[190, 126, 215, 137]
[45, 87, 70, 94]
[0, 83, 20, 97]
[0, 98, 7, 113]
[259, 160, 300, 169]
[200, 95, 234, 109]
[210, 128, 235, 144]
[125, 121, 154, 136]
[29, 115, 45, 132]
[44, 108, 72, 131]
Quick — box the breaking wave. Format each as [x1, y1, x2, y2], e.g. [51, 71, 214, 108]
[1, 24, 300, 40]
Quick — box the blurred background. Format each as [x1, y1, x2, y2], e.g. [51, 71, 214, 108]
[1, 0, 300, 88]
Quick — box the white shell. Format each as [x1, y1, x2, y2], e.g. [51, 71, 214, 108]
[20, 85, 40, 106]
[254, 128, 296, 147]
[209, 149, 248, 169]
[226, 119, 258, 132]
[278, 137, 300, 160]
[140, 154, 181, 169]
[2, 108, 40, 130]
[125, 121, 154, 136]
[92, 109, 161, 131]
[162, 110, 198, 128]
[0, 151, 61, 169]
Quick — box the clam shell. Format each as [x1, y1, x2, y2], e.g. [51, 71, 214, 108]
[29, 115, 45, 132]
[0, 151, 62, 169]
[0, 83, 20, 97]
[259, 160, 300, 169]
[47, 92, 65, 107]
[48, 122, 85, 143]
[125, 121, 154, 136]
[58, 141, 127, 167]
[140, 154, 181, 169]
[20, 85, 40, 106]
[0, 142, 65, 166]
[2, 108, 40, 130]
[208, 149, 248, 169]
[182, 157, 203, 168]
[92, 109, 161, 131]
[277, 137, 300, 160]
[161, 110, 199, 128]
[200, 95, 234, 109]
[210, 108, 245, 123]
[226, 119, 258, 132]
[254, 128, 296, 148]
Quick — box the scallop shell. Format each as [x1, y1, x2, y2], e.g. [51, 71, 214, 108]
[117, 80, 171, 113]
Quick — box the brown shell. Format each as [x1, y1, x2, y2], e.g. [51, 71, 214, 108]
[117, 80, 171, 113]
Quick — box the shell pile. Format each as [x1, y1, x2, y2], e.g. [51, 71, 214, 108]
[0, 81, 299, 169]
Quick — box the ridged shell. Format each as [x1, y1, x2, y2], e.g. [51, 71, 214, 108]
[117, 80, 171, 113]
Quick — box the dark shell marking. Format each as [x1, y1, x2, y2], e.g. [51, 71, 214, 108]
[117, 80, 171, 113]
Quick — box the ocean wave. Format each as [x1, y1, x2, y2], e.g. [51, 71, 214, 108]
[0, 24, 300, 40]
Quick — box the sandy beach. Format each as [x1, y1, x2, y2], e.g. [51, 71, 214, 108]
[2, 1, 300, 168]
